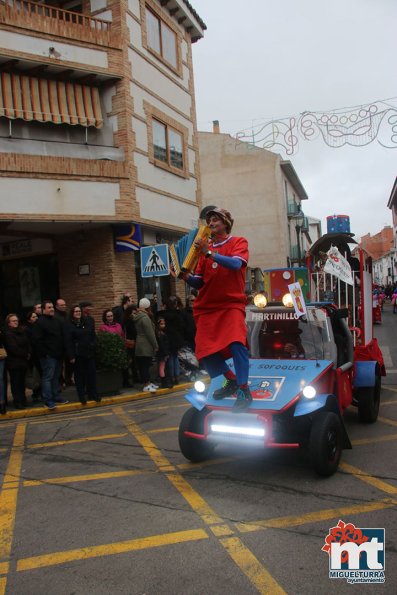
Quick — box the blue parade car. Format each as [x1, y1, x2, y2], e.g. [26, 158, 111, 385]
[178, 303, 383, 476]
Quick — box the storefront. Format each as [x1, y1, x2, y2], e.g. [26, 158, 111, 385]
[0, 238, 59, 320]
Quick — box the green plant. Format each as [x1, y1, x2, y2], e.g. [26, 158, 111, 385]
[96, 331, 128, 370]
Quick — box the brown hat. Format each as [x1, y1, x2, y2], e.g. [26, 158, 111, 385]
[205, 208, 234, 232]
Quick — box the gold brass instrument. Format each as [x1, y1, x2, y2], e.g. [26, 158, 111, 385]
[169, 225, 211, 277]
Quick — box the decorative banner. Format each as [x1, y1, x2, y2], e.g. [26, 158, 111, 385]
[113, 223, 142, 252]
[234, 98, 397, 155]
[288, 281, 307, 318]
[324, 246, 353, 286]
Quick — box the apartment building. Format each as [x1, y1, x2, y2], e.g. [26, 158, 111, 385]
[0, 0, 205, 317]
[198, 125, 318, 291]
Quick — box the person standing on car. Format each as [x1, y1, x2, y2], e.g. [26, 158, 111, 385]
[181, 208, 251, 411]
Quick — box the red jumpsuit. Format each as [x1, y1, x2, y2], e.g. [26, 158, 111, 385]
[193, 235, 249, 360]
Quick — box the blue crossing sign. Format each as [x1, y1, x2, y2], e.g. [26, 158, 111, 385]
[140, 244, 170, 278]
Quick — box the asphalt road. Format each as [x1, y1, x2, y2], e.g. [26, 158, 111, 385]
[0, 306, 396, 594]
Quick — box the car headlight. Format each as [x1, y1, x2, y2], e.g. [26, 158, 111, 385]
[302, 385, 316, 399]
[253, 293, 267, 308]
[194, 380, 206, 393]
[282, 293, 294, 307]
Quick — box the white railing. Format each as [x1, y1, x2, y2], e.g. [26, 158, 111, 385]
[310, 270, 360, 343]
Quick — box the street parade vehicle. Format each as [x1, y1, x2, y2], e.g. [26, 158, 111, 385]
[178, 233, 385, 477]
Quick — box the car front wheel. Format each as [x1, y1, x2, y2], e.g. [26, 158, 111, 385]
[178, 407, 214, 463]
[309, 412, 342, 477]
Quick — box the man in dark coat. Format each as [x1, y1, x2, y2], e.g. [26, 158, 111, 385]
[32, 301, 69, 409]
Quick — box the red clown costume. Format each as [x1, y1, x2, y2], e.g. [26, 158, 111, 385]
[184, 206, 252, 411]
[193, 235, 248, 360]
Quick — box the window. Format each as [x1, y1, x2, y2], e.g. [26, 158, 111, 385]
[145, 6, 178, 69]
[144, 101, 189, 178]
[153, 118, 183, 170]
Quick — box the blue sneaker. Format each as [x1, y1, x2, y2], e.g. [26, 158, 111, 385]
[232, 386, 252, 412]
[46, 402, 56, 410]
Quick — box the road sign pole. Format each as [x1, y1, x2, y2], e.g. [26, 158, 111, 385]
[155, 276, 162, 310]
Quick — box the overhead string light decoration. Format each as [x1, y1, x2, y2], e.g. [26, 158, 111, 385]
[234, 97, 397, 155]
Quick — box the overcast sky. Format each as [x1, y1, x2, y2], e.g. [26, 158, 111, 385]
[191, 0, 397, 240]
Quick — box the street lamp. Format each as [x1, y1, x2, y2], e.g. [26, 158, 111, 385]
[293, 210, 305, 266]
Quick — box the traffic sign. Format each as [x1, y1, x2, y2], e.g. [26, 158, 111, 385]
[140, 244, 170, 278]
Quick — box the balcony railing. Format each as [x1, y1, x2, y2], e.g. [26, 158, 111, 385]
[290, 244, 299, 261]
[301, 216, 309, 232]
[0, 0, 114, 47]
[287, 200, 300, 216]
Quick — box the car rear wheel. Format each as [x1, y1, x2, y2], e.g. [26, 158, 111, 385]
[357, 375, 381, 423]
[178, 407, 214, 463]
[309, 412, 342, 477]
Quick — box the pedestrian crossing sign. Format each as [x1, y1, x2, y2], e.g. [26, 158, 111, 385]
[140, 244, 170, 278]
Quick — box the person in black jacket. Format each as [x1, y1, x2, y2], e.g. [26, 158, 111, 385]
[66, 305, 99, 404]
[24, 310, 42, 404]
[31, 301, 68, 409]
[162, 296, 185, 385]
[3, 313, 31, 409]
[182, 295, 196, 351]
[156, 317, 173, 388]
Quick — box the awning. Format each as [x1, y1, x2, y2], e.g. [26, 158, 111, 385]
[0, 72, 103, 128]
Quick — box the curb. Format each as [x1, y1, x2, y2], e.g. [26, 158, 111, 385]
[0, 381, 194, 422]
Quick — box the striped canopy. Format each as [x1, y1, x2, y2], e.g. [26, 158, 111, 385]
[0, 72, 103, 128]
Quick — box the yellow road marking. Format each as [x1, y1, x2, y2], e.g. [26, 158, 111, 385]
[0, 424, 26, 595]
[114, 408, 174, 470]
[235, 499, 395, 533]
[147, 426, 178, 434]
[114, 406, 285, 594]
[221, 537, 286, 594]
[165, 472, 223, 525]
[210, 524, 234, 537]
[23, 469, 153, 487]
[27, 433, 128, 450]
[0, 562, 9, 574]
[0, 424, 26, 556]
[340, 462, 397, 495]
[352, 433, 397, 446]
[378, 416, 397, 427]
[114, 407, 222, 524]
[380, 399, 397, 405]
[17, 529, 208, 572]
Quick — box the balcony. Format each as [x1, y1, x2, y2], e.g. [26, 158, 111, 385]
[0, 0, 114, 47]
[287, 200, 300, 216]
[290, 244, 300, 262]
[301, 216, 309, 232]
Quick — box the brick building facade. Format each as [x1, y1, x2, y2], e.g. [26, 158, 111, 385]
[0, 0, 205, 319]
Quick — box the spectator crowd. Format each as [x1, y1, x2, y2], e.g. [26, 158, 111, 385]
[0, 291, 198, 415]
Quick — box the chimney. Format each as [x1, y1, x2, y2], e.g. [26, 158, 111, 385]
[212, 120, 220, 134]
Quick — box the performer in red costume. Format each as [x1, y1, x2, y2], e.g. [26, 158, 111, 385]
[182, 207, 251, 411]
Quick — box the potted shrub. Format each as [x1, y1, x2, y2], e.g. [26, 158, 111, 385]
[95, 331, 128, 396]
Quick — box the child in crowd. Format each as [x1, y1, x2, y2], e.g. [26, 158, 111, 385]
[156, 318, 173, 388]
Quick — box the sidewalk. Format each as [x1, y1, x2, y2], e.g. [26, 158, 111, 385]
[0, 379, 194, 421]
